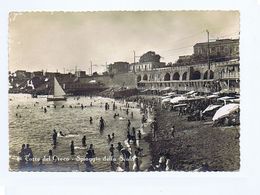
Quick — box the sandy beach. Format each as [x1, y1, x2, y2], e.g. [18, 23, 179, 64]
[145, 107, 240, 171]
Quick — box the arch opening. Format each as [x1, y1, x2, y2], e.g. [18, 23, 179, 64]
[191, 71, 201, 80]
[164, 73, 171, 81]
[172, 72, 180, 80]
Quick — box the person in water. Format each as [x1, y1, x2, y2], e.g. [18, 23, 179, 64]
[52, 129, 58, 147]
[127, 131, 131, 143]
[70, 141, 75, 155]
[89, 117, 93, 124]
[111, 133, 115, 140]
[131, 112, 134, 119]
[116, 142, 123, 152]
[49, 149, 53, 157]
[59, 131, 65, 137]
[85, 150, 94, 172]
[87, 144, 95, 158]
[107, 134, 112, 143]
[44, 107, 47, 113]
[99, 117, 105, 130]
[24, 144, 34, 167]
[82, 135, 87, 147]
[109, 144, 115, 157]
[19, 144, 26, 168]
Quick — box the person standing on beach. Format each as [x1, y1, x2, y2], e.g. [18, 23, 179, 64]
[171, 125, 175, 138]
[141, 114, 146, 124]
[151, 118, 158, 139]
[133, 151, 140, 172]
[131, 111, 134, 119]
[127, 119, 131, 130]
[52, 129, 58, 147]
[113, 102, 116, 111]
[70, 141, 75, 155]
[137, 130, 142, 140]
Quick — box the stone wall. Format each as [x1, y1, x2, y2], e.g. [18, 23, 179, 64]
[78, 72, 137, 88]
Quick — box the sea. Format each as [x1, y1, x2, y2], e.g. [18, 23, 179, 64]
[9, 94, 147, 172]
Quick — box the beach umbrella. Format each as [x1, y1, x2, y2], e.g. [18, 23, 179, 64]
[206, 94, 219, 99]
[212, 103, 239, 121]
[161, 95, 172, 99]
[228, 98, 240, 103]
[162, 98, 171, 103]
[172, 103, 187, 109]
[203, 104, 222, 113]
[184, 90, 196, 95]
[217, 96, 234, 101]
[161, 87, 171, 91]
[170, 96, 187, 104]
[89, 80, 97, 83]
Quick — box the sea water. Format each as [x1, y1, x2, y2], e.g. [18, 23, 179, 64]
[9, 94, 143, 171]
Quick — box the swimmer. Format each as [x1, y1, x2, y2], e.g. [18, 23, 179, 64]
[107, 134, 112, 143]
[70, 141, 75, 155]
[82, 135, 87, 147]
[109, 144, 115, 156]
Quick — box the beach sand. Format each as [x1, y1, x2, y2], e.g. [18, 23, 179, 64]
[145, 107, 240, 171]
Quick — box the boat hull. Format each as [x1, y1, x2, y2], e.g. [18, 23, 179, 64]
[47, 97, 67, 101]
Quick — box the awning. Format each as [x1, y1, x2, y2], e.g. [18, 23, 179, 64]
[206, 94, 219, 99]
[89, 80, 97, 83]
[184, 90, 196, 95]
[162, 98, 171, 103]
[172, 103, 187, 109]
[170, 96, 187, 104]
[217, 96, 234, 101]
[212, 103, 239, 121]
[161, 87, 171, 91]
[203, 104, 222, 113]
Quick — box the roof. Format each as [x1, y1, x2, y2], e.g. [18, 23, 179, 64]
[193, 39, 239, 47]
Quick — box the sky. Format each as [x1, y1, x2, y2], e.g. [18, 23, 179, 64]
[9, 11, 240, 73]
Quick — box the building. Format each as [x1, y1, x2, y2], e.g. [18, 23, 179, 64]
[193, 39, 239, 60]
[129, 51, 166, 72]
[32, 71, 44, 77]
[108, 61, 129, 74]
[15, 70, 32, 79]
[135, 39, 240, 93]
[75, 71, 86, 78]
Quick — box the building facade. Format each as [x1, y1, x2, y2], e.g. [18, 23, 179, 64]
[134, 39, 240, 93]
[193, 39, 239, 59]
[108, 61, 129, 74]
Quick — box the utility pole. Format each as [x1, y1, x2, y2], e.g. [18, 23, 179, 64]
[206, 30, 211, 79]
[90, 61, 93, 76]
[133, 50, 136, 73]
